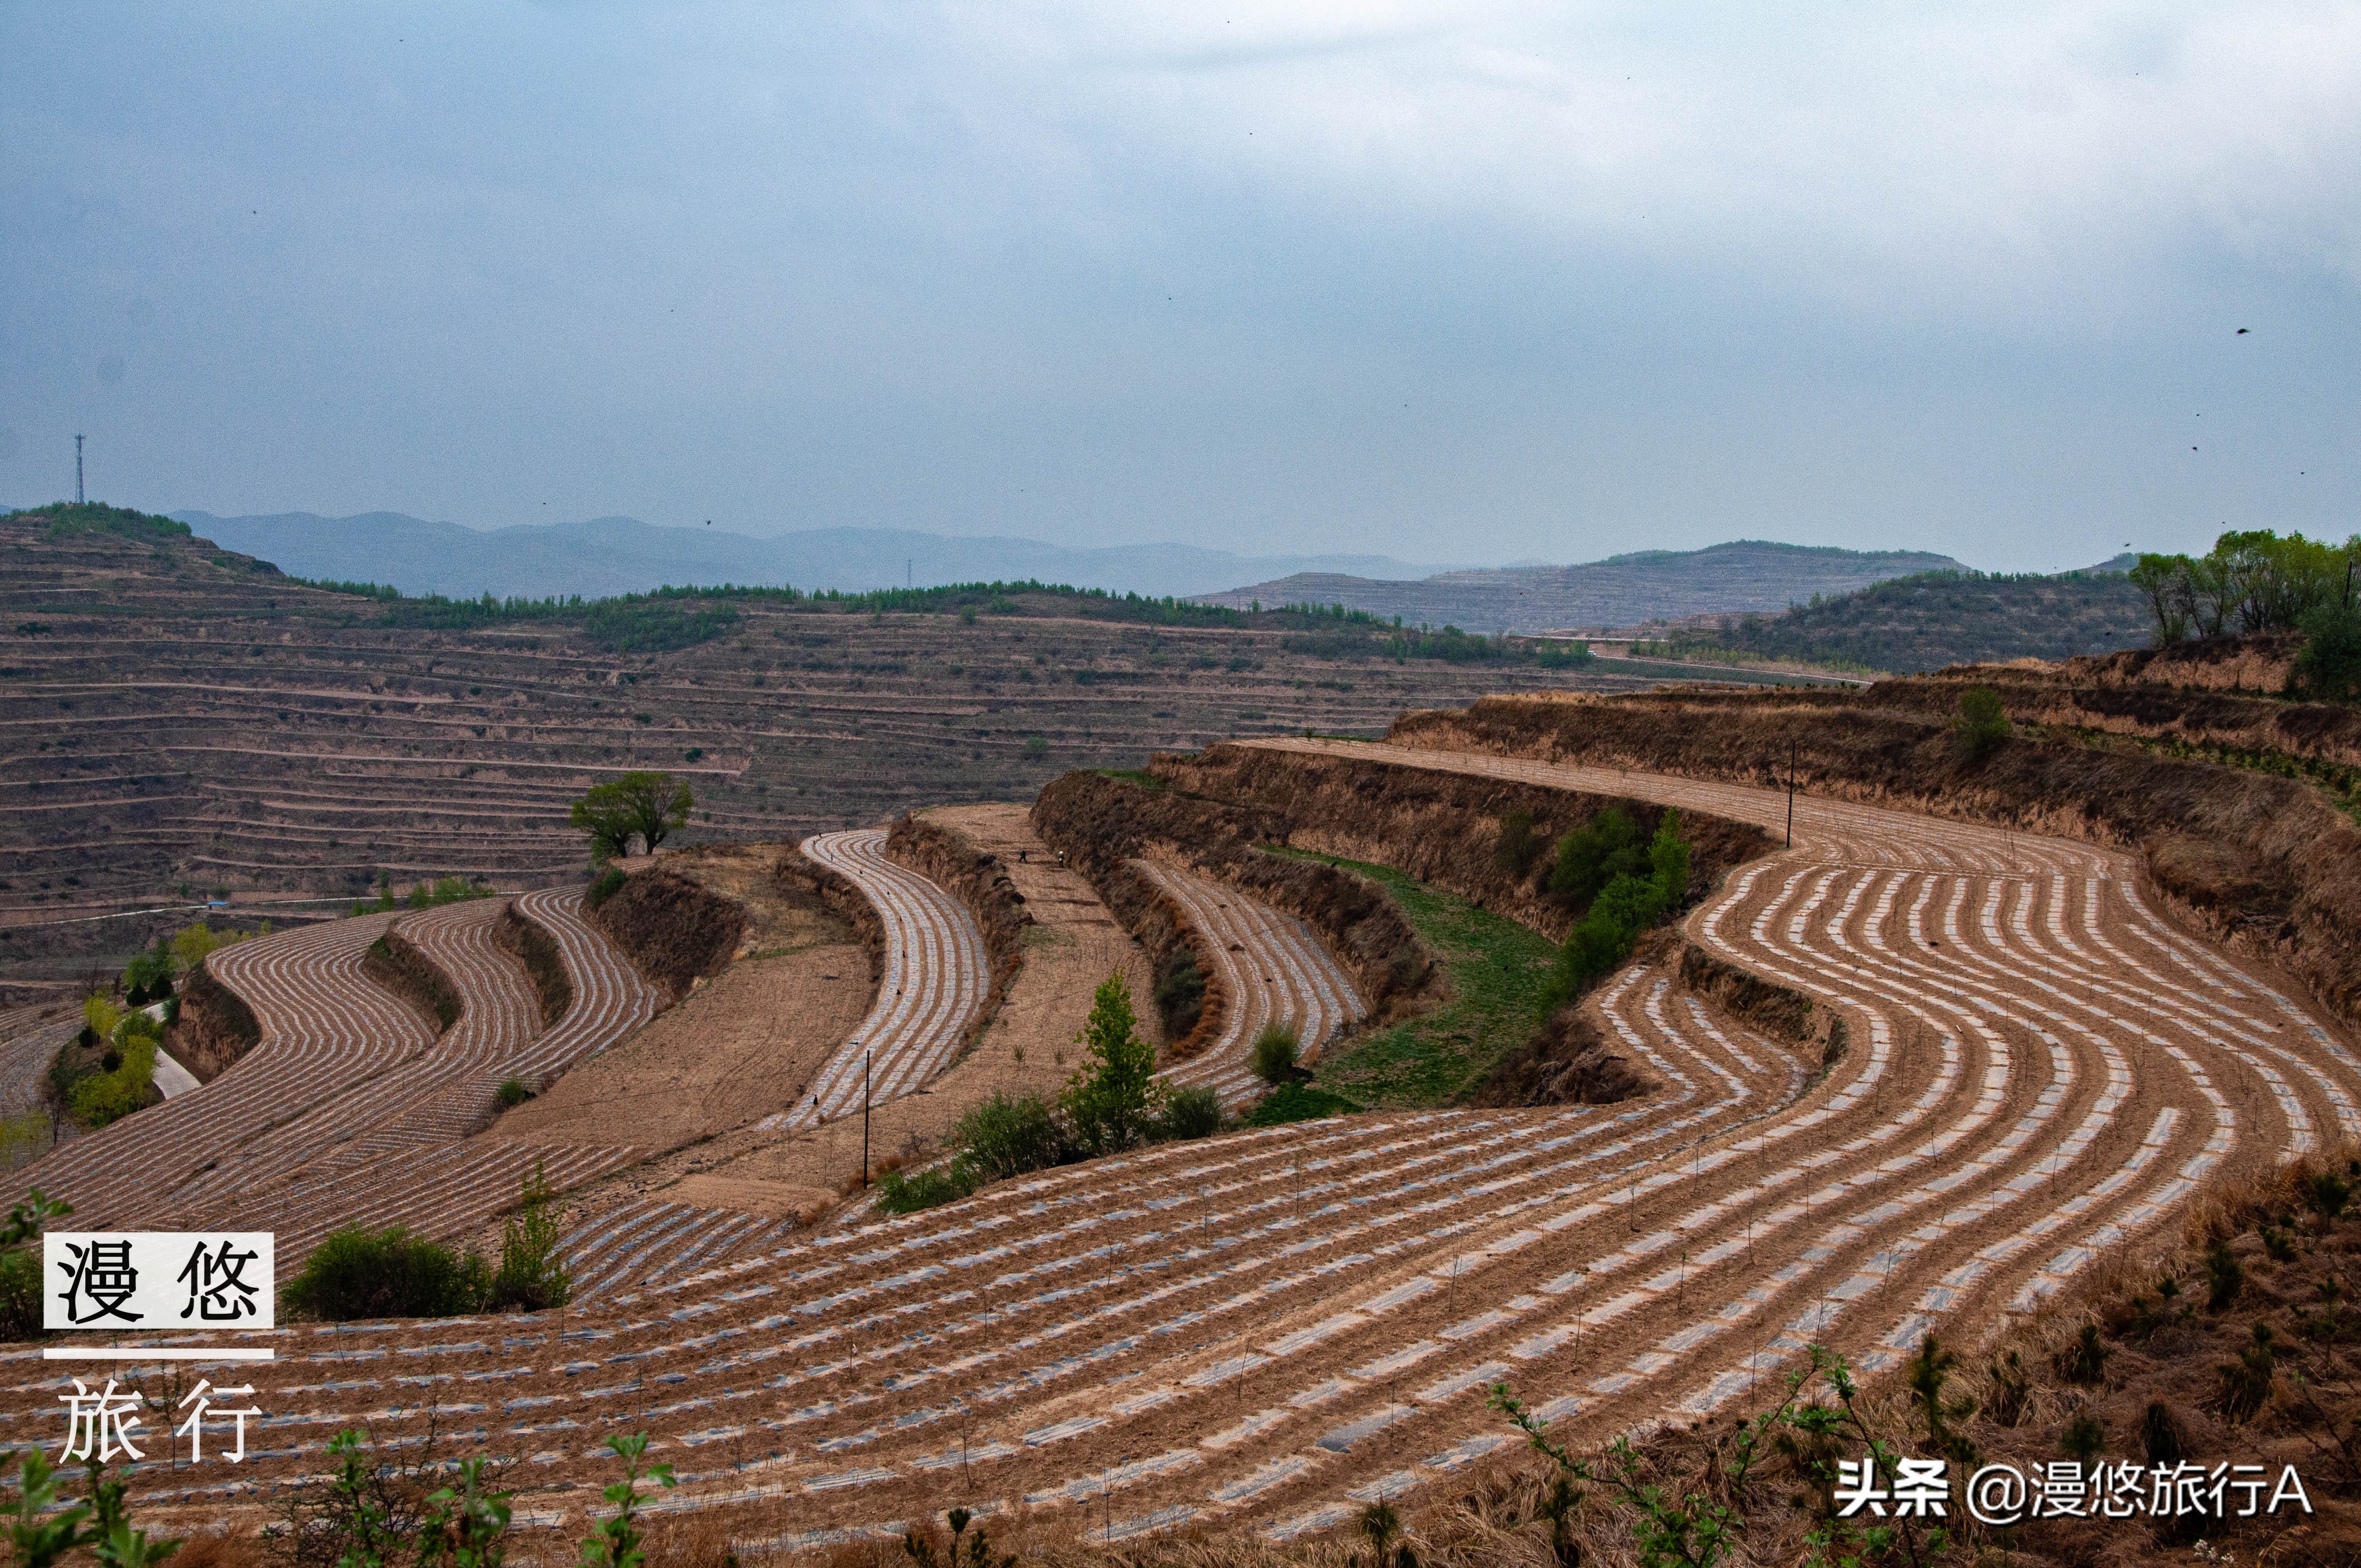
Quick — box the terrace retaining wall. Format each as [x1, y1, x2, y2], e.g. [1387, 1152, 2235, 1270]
[1395, 692, 2361, 1034]
[170, 960, 260, 1082]
[586, 867, 747, 1001]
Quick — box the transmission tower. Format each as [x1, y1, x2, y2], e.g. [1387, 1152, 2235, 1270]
[75, 435, 84, 504]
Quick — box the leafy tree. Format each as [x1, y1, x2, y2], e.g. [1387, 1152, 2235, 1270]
[1539, 810, 1691, 1012]
[121, 943, 174, 1004]
[2131, 529, 2361, 646]
[2298, 599, 2361, 701]
[570, 771, 692, 861]
[1060, 974, 1166, 1156]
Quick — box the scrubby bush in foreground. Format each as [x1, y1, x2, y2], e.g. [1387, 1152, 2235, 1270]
[1158, 1084, 1225, 1140]
[955, 1090, 1068, 1184]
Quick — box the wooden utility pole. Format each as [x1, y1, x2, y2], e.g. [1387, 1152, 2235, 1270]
[1786, 739, 1797, 847]
[861, 1048, 872, 1188]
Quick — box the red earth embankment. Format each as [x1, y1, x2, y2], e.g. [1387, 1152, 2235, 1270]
[166, 960, 260, 1082]
[584, 867, 746, 1001]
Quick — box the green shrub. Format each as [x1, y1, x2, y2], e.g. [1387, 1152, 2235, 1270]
[121, 943, 176, 1000]
[494, 1076, 534, 1109]
[1538, 809, 1690, 1015]
[485, 1163, 569, 1312]
[873, 1165, 975, 1215]
[1951, 684, 2012, 759]
[67, 1035, 155, 1129]
[954, 1091, 1067, 1184]
[283, 1226, 490, 1320]
[1547, 807, 1649, 909]
[406, 875, 489, 910]
[1246, 1082, 1360, 1127]
[1158, 1086, 1224, 1140]
[1059, 975, 1165, 1156]
[1152, 948, 1205, 1036]
[586, 867, 628, 907]
[0, 1112, 48, 1172]
[1250, 1023, 1300, 1086]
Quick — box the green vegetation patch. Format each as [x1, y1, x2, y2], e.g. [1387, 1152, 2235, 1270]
[1270, 848, 1558, 1107]
[1244, 1081, 1362, 1126]
[1672, 567, 2150, 673]
[10, 502, 193, 543]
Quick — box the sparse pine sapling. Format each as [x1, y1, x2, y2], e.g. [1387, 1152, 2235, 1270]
[1059, 973, 1165, 1156]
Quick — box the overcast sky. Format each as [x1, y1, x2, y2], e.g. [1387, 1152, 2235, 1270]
[3, 3, 2356, 571]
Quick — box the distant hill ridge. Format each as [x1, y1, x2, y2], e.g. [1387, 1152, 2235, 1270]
[167, 511, 1443, 602]
[1196, 540, 1966, 634]
[1657, 564, 2152, 673]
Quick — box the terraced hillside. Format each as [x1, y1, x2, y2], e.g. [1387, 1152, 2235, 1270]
[16, 739, 2352, 1561]
[18, 882, 664, 1257]
[0, 508, 1673, 984]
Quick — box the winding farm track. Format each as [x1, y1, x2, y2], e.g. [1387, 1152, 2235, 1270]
[1139, 861, 1368, 1108]
[765, 830, 988, 1134]
[14, 744, 2361, 1554]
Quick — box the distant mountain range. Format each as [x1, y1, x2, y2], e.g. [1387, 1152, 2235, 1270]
[168, 511, 1443, 602]
[158, 512, 2085, 635]
[1195, 541, 1969, 634]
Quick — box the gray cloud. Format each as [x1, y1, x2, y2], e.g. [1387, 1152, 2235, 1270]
[1, 1, 2354, 572]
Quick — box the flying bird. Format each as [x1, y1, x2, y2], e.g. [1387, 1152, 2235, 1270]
[2237, 328, 2250, 334]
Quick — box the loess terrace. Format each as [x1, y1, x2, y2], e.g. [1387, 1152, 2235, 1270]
[6, 513, 2361, 1564]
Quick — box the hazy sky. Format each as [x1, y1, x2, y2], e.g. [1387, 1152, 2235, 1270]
[4, 3, 2357, 571]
